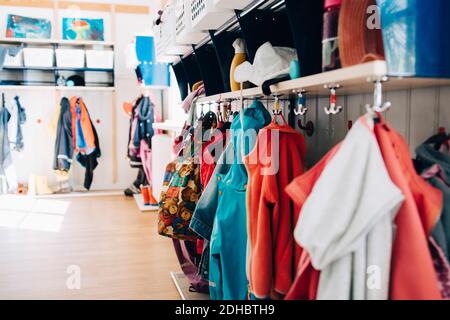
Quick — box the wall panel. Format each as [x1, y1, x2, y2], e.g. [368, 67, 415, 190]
[305, 85, 450, 166]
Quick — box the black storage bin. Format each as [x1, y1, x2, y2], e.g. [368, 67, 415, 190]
[180, 54, 203, 91]
[285, 0, 324, 76]
[194, 44, 226, 96]
[237, 8, 294, 63]
[172, 61, 189, 101]
[210, 29, 244, 93]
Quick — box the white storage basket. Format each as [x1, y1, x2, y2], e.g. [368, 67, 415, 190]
[214, 0, 254, 10]
[190, 0, 235, 31]
[86, 50, 114, 69]
[175, 0, 207, 45]
[4, 50, 23, 67]
[161, 4, 191, 55]
[23, 48, 54, 68]
[55, 49, 85, 68]
[154, 22, 168, 62]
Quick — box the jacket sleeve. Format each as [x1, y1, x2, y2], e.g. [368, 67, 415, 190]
[80, 102, 96, 151]
[190, 142, 232, 240]
[272, 139, 305, 295]
[250, 173, 276, 299]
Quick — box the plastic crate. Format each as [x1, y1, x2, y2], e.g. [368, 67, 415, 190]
[175, 0, 207, 45]
[4, 50, 23, 67]
[161, 4, 191, 56]
[86, 50, 114, 69]
[55, 49, 85, 68]
[190, 0, 235, 31]
[213, 0, 254, 10]
[153, 22, 168, 62]
[23, 48, 54, 68]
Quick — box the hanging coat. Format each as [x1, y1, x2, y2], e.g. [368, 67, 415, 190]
[284, 145, 341, 300]
[127, 95, 162, 185]
[415, 140, 450, 262]
[53, 97, 74, 172]
[190, 100, 271, 300]
[127, 96, 144, 168]
[0, 95, 17, 192]
[374, 116, 443, 300]
[134, 95, 155, 149]
[245, 119, 307, 299]
[76, 116, 101, 190]
[295, 117, 404, 300]
[70, 97, 96, 155]
[12, 96, 26, 152]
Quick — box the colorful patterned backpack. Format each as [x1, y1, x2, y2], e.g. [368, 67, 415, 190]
[158, 98, 201, 242]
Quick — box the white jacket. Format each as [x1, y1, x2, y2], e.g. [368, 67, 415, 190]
[295, 117, 404, 300]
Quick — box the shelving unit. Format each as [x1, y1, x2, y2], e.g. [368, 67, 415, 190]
[196, 61, 450, 103]
[152, 121, 184, 132]
[4, 66, 114, 73]
[0, 37, 114, 47]
[0, 85, 116, 92]
[0, 37, 115, 89]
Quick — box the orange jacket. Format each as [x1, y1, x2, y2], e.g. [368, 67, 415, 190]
[245, 120, 307, 299]
[70, 97, 96, 153]
[374, 117, 442, 300]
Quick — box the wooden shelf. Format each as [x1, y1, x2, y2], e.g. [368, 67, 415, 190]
[4, 66, 114, 72]
[153, 121, 184, 132]
[197, 61, 450, 103]
[0, 38, 114, 47]
[0, 86, 116, 92]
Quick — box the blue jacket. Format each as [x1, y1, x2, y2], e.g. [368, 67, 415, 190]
[0, 95, 12, 176]
[190, 100, 271, 300]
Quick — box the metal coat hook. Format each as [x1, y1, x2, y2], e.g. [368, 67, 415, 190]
[272, 95, 283, 116]
[324, 85, 343, 115]
[298, 119, 315, 137]
[366, 77, 391, 113]
[293, 90, 308, 116]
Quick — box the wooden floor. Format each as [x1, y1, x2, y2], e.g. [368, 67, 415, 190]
[0, 195, 182, 300]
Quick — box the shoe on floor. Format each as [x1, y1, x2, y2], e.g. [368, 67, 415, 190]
[124, 184, 140, 197]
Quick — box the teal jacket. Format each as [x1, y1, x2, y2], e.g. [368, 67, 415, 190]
[190, 100, 271, 300]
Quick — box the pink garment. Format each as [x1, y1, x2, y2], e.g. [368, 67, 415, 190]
[429, 237, 450, 299]
[129, 108, 140, 158]
[140, 93, 162, 186]
[129, 93, 162, 185]
[182, 84, 205, 113]
[140, 140, 153, 187]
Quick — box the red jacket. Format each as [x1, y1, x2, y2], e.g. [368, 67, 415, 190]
[374, 117, 442, 300]
[285, 117, 443, 300]
[284, 145, 340, 300]
[245, 120, 307, 299]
